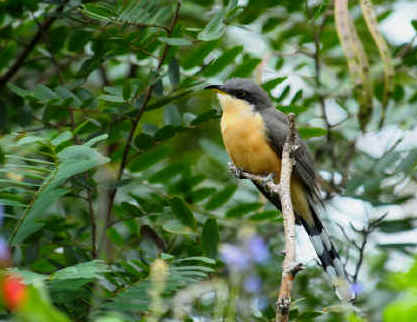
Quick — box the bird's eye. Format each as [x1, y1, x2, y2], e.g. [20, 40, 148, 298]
[235, 90, 247, 99]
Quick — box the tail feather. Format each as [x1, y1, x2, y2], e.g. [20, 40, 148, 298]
[299, 205, 355, 302]
[252, 180, 355, 301]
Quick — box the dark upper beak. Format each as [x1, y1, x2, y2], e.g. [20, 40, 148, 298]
[204, 84, 224, 92]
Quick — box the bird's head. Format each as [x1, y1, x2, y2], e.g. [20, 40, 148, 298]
[205, 78, 272, 111]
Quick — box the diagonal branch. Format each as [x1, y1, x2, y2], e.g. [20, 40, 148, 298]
[0, 0, 69, 88]
[98, 1, 182, 255]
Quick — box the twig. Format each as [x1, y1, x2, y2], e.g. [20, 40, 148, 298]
[275, 113, 298, 322]
[395, 34, 417, 59]
[0, 1, 69, 88]
[337, 213, 387, 283]
[98, 1, 182, 255]
[228, 113, 299, 322]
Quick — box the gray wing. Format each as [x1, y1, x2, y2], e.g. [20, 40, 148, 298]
[260, 107, 322, 203]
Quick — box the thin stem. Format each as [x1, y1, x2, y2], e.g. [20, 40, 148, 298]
[275, 113, 297, 322]
[0, 1, 69, 88]
[98, 1, 182, 255]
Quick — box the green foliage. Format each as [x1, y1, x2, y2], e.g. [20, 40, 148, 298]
[0, 0, 416, 320]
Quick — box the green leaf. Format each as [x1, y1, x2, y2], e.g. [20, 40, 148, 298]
[174, 256, 216, 265]
[148, 163, 185, 183]
[191, 109, 220, 126]
[181, 40, 219, 69]
[412, 20, 417, 31]
[81, 3, 115, 22]
[298, 127, 327, 139]
[51, 131, 73, 147]
[68, 30, 91, 52]
[55, 86, 82, 106]
[52, 260, 109, 280]
[77, 57, 102, 78]
[229, 54, 261, 78]
[198, 11, 225, 41]
[129, 146, 171, 172]
[98, 94, 125, 103]
[384, 293, 417, 322]
[262, 77, 287, 91]
[275, 85, 290, 102]
[169, 197, 196, 229]
[201, 218, 219, 258]
[290, 89, 303, 104]
[8, 269, 48, 284]
[158, 37, 192, 46]
[277, 104, 309, 115]
[33, 84, 58, 102]
[84, 134, 109, 147]
[262, 17, 282, 33]
[11, 188, 69, 246]
[205, 185, 237, 210]
[11, 145, 110, 245]
[134, 133, 154, 150]
[154, 125, 180, 142]
[20, 285, 71, 322]
[190, 187, 216, 203]
[203, 46, 243, 77]
[395, 149, 417, 174]
[168, 58, 180, 87]
[164, 105, 182, 126]
[378, 218, 416, 233]
[225, 202, 263, 218]
[17, 135, 46, 146]
[8, 83, 31, 97]
[163, 219, 196, 236]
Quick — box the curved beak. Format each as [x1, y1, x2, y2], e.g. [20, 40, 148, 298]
[205, 84, 225, 93]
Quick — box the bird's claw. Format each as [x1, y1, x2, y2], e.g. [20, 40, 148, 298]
[261, 173, 275, 185]
[228, 162, 245, 179]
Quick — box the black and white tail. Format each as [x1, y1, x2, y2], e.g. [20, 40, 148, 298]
[298, 205, 355, 302]
[252, 181, 355, 302]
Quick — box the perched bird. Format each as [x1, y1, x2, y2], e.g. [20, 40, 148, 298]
[206, 78, 354, 301]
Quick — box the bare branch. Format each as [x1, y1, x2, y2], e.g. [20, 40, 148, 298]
[338, 213, 387, 283]
[275, 113, 298, 322]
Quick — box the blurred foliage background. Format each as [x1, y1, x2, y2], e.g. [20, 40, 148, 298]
[0, 0, 416, 321]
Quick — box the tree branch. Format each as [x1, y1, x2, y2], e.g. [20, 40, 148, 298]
[0, 1, 69, 88]
[98, 1, 182, 256]
[229, 113, 299, 322]
[337, 213, 387, 283]
[275, 113, 298, 322]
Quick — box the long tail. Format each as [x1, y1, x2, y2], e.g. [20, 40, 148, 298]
[298, 205, 355, 302]
[252, 181, 355, 302]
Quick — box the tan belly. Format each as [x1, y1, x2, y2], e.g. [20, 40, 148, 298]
[221, 111, 281, 178]
[220, 108, 313, 224]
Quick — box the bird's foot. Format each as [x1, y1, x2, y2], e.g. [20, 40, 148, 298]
[228, 162, 246, 179]
[261, 173, 275, 185]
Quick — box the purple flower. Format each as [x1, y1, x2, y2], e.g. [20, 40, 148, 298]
[0, 204, 3, 227]
[244, 275, 262, 293]
[220, 244, 250, 271]
[351, 282, 364, 296]
[247, 236, 270, 263]
[0, 237, 10, 266]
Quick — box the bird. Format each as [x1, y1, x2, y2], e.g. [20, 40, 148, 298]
[205, 78, 355, 301]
